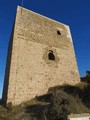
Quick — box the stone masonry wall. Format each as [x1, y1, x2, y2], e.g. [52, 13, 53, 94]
[3, 6, 80, 105]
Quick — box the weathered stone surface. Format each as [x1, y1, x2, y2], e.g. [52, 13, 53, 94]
[2, 6, 80, 105]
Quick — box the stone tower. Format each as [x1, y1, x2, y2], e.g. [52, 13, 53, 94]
[2, 6, 80, 105]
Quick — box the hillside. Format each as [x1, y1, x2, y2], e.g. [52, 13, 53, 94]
[0, 77, 90, 120]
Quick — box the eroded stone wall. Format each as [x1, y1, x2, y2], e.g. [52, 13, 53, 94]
[3, 6, 80, 105]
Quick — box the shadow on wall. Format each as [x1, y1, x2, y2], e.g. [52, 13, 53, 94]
[2, 22, 15, 105]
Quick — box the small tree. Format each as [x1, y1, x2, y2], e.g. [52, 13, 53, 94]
[86, 71, 90, 77]
[45, 90, 70, 120]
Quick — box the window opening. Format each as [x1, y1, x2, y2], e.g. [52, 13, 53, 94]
[57, 30, 61, 35]
[48, 50, 55, 60]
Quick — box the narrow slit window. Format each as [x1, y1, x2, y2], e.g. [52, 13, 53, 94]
[48, 50, 55, 60]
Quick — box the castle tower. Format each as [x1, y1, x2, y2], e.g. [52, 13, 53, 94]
[2, 6, 80, 105]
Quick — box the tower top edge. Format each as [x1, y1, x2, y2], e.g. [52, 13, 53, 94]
[17, 6, 69, 28]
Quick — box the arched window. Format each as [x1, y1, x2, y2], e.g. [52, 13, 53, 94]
[48, 50, 55, 60]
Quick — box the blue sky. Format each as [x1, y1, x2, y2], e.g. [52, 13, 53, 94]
[0, 0, 90, 98]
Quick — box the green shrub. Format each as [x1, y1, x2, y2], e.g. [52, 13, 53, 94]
[44, 90, 90, 120]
